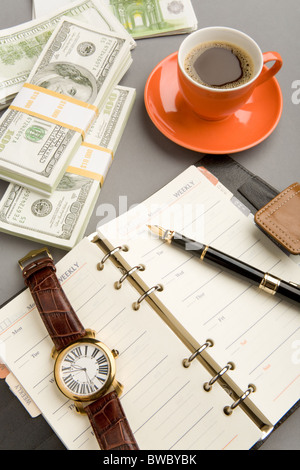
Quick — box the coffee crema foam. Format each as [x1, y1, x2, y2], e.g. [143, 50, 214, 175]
[184, 41, 255, 89]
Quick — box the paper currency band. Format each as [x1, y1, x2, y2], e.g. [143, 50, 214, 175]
[81, 141, 114, 160]
[66, 142, 113, 186]
[9, 83, 98, 140]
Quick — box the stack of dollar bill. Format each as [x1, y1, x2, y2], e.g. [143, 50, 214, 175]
[0, 0, 135, 110]
[0, 15, 133, 195]
[0, 85, 135, 249]
[32, 0, 198, 40]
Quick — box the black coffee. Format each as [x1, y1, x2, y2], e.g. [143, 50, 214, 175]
[184, 41, 254, 89]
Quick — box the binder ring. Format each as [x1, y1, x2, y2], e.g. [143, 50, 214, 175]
[132, 284, 163, 310]
[97, 245, 128, 270]
[223, 384, 256, 416]
[203, 362, 235, 392]
[114, 264, 145, 289]
[182, 340, 214, 368]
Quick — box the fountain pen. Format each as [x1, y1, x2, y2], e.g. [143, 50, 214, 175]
[147, 225, 300, 305]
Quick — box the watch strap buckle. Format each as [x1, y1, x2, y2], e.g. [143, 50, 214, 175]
[18, 247, 53, 271]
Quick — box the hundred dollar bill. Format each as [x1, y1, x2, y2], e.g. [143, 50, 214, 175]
[0, 85, 136, 249]
[33, 0, 198, 39]
[0, 0, 135, 108]
[0, 17, 132, 195]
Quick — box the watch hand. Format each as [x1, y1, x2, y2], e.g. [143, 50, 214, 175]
[62, 366, 86, 375]
[70, 364, 86, 371]
[85, 370, 94, 388]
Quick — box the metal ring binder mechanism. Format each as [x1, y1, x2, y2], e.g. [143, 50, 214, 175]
[133, 284, 163, 310]
[203, 362, 235, 392]
[223, 385, 256, 416]
[182, 341, 256, 415]
[96, 245, 163, 309]
[114, 265, 145, 290]
[95, 242, 257, 419]
[182, 340, 214, 368]
[97, 246, 128, 270]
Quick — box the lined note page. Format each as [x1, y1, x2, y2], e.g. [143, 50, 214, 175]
[0, 237, 261, 449]
[98, 165, 300, 427]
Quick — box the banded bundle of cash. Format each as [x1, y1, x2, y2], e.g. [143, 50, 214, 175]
[0, 0, 135, 109]
[32, 0, 198, 40]
[0, 85, 135, 249]
[0, 16, 133, 195]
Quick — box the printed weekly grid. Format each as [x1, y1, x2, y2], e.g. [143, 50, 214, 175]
[99, 165, 300, 428]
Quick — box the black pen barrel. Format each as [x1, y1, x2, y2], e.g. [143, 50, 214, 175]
[202, 246, 264, 284]
[204, 247, 300, 304]
[277, 281, 300, 303]
[172, 234, 264, 284]
[172, 233, 205, 257]
[170, 232, 300, 304]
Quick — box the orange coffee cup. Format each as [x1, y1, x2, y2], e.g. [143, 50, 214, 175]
[177, 27, 283, 121]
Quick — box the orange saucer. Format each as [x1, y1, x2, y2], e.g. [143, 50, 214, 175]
[144, 52, 283, 154]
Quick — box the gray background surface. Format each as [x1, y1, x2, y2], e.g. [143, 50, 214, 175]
[0, 0, 299, 450]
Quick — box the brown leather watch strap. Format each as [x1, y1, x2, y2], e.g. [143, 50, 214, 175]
[22, 257, 86, 351]
[85, 391, 139, 450]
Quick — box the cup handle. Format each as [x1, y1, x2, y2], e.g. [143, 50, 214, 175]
[255, 51, 283, 87]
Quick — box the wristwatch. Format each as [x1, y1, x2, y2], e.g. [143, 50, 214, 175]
[18, 247, 139, 451]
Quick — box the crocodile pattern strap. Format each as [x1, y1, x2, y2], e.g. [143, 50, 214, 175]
[85, 391, 139, 450]
[22, 257, 86, 351]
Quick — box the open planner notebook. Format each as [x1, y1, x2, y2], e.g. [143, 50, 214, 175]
[0, 165, 299, 450]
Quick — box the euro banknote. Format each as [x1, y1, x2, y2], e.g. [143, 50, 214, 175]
[32, 0, 198, 39]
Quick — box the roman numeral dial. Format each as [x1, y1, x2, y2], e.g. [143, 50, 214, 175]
[58, 341, 111, 399]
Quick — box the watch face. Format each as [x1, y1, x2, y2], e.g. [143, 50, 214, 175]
[54, 339, 115, 401]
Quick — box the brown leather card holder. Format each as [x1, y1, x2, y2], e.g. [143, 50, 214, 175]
[255, 183, 300, 255]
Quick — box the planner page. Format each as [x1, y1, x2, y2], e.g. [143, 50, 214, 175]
[98, 165, 300, 427]
[0, 237, 261, 450]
